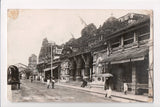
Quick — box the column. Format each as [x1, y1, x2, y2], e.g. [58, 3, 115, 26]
[74, 56, 82, 81]
[76, 67, 81, 81]
[120, 36, 124, 51]
[133, 32, 138, 47]
[131, 62, 137, 94]
[84, 64, 90, 80]
[121, 36, 124, 46]
[133, 32, 137, 42]
[69, 58, 76, 81]
[82, 54, 90, 81]
[69, 69, 74, 80]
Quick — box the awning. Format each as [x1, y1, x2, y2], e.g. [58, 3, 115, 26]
[44, 66, 58, 72]
[93, 73, 113, 77]
[111, 59, 131, 64]
[101, 47, 149, 64]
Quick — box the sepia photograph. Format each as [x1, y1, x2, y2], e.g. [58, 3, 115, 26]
[7, 9, 153, 103]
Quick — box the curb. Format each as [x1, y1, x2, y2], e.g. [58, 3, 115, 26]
[56, 83, 149, 102]
[32, 80, 149, 102]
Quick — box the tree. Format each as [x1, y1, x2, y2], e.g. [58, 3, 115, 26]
[81, 23, 97, 37]
[100, 17, 121, 36]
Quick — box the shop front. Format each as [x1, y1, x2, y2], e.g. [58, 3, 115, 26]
[101, 47, 149, 95]
[43, 66, 59, 81]
[60, 59, 70, 82]
[92, 50, 108, 84]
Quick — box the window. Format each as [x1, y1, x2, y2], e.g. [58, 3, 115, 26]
[136, 26, 150, 41]
[124, 33, 134, 45]
[111, 37, 120, 48]
[138, 33, 150, 41]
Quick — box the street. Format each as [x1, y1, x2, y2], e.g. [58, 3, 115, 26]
[10, 79, 116, 102]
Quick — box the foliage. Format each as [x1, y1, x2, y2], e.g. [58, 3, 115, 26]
[81, 23, 97, 37]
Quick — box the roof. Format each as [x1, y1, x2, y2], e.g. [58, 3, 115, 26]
[105, 16, 150, 40]
[14, 63, 28, 68]
[44, 66, 58, 72]
[101, 47, 149, 63]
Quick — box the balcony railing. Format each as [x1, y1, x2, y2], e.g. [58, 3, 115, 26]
[111, 32, 150, 53]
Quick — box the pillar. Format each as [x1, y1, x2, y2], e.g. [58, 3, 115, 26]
[69, 58, 76, 81]
[69, 69, 74, 80]
[133, 32, 139, 47]
[74, 56, 82, 81]
[121, 36, 124, 46]
[82, 54, 90, 81]
[133, 32, 137, 42]
[84, 64, 90, 80]
[131, 62, 137, 94]
[120, 36, 124, 51]
[76, 67, 81, 81]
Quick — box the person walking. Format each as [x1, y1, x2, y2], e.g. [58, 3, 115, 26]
[51, 78, 55, 89]
[124, 82, 128, 95]
[104, 77, 112, 98]
[31, 76, 33, 83]
[35, 75, 38, 80]
[41, 76, 44, 83]
[81, 79, 87, 88]
[47, 76, 50, 89]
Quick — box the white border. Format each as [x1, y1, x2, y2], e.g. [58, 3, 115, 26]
[1, 0, 160, 107]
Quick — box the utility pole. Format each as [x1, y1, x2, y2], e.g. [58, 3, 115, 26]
[49, 41, 55, 79]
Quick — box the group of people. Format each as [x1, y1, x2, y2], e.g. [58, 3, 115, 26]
[104, 77, 128, 98]
[30, 75, 37, 82]
[30, 75, 55, 89]
[30, 75, 128, 98]
[47, 77, 55, 89]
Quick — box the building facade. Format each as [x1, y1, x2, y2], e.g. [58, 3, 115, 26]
[60, 23, 96, 81]
[88, 13, 152, 96]
[37, 38, 62, 80]
[36, 13, 153, 97]
[59, 13, 153, 97]
[28, 54, 37, 75]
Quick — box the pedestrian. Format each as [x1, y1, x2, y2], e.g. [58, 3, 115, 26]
[40, 75, 42, 80]
[104, 77, 112, 98]
[35, 75, 38, 80]
[31, 76, 33, 83]
[47, 77, 50, 89]
[124, 82, 128, 95]
[33, 75, 35, 80]
[81, 79, 87, 88]
[41, 76, 44, 83]
[51, 78, 55, 89]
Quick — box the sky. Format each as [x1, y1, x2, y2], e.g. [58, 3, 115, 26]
[7, 9, 151, 66]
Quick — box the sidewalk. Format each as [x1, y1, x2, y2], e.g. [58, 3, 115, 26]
[56, 82, 152, 103]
